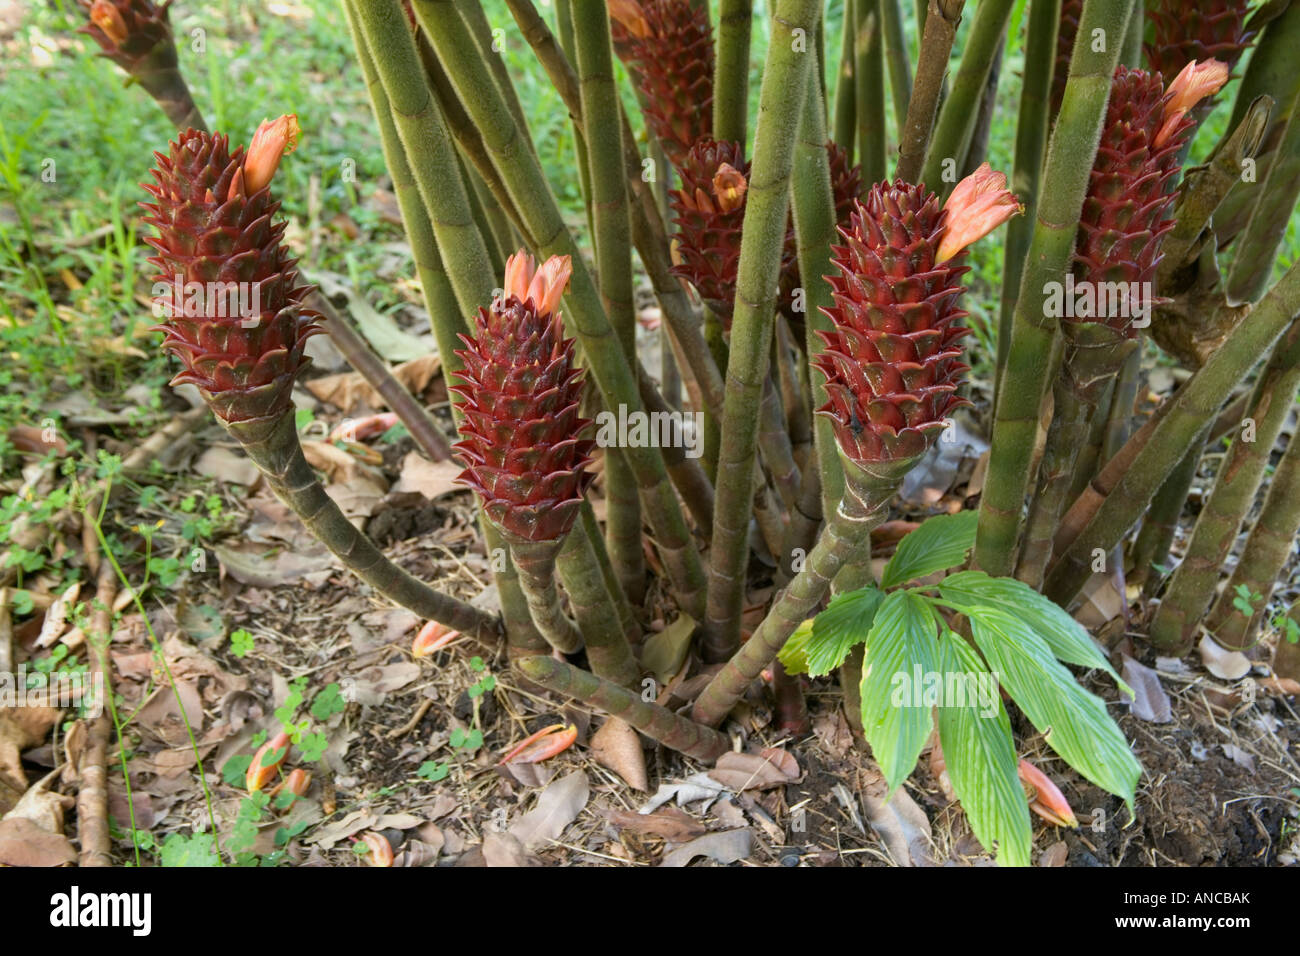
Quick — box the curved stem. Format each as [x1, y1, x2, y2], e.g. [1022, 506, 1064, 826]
[230, 413, 501, 644]
[693, 461, 898, 728]
[514, 656, 730, 761]
[556, 519, 641, 688]
[510, 538, 583, 654]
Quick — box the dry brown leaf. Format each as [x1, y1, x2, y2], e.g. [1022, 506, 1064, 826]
[659, 828, 752, 867]
[306, 354, 442, 412]
[607, 807, 706, 842]
[194, 445, 260, 486]
[0, 816, 76, 866]
[1039, 840, 1069, 867]
[589, 718, 647, 791]
[391, 452, 462, 500]
[482, 830, 535, 867]
[861, 779, 934, 867]
[1199, 634, 1252, 680]
[708, 748, 800, 791]
[1121, 654, 1172, 723]
[509, 770, 589, 850]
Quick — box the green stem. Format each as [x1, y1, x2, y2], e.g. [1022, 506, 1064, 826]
[637, 361, 716, 529]
[1045, 260, 1300, 606]
[760, 373, 801, 508]
[833, 0, 857, 155]
[510, 537, 583, 654]
[1226, 97, 1300, 305]
[413, 0, 707, 619]
[1017, 326, 1137, 587]
[573, 0, 646, 604]
[895, 0, 965, 183]
[1149, 319, 1300, 652]
[693, 456, 904, 727]
[700, 0, 824, 662]
[347, 0, 546, 656]
[514, 656, 730, 760]
[229, 413, 500, 643]
[1206, 423, 1300, 650]
[973, 0, 1134, 579]
[789, 49, 847, 526]
[996, 0, 1058, 403]
[580, 499, 642, 645]
[879, 0, 912, 141]
[556, 523, 641, 687]
[715, 0, 753, 145]
[855, 0, 888, 185]
[918, 0, 1013, 199]
[1128, 437, 1202, 599]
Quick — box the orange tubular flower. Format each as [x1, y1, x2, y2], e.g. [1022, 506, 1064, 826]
[1018, 759, 1079, 829]
[246, 731, 292, 793]
[412, 621, 460, 658]
[936, 163, 1024, 264]
[499, 723, 578, 765]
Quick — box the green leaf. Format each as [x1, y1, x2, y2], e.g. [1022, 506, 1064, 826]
[859, 591, 937, 794]
[965, 606, 1141, 807]
[777, 618, 815, 676]
[937, 570, 1130, 696]
[880, 511, 979, 588]
[310, 683, 346, 721]
[801, 586, 885, 677]
[935, 631, 1032, 867]
[221, 754, 252, 788]
[159, 832, 220, 867]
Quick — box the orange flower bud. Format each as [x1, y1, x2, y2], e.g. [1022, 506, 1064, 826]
[608, 0, 651, 38]
[1155, 59, 1229, 148]
[246, 731, 292, 793]
[358, 831, 394, 867]
[1018, 758, 1078, 828]
[230, 114, 300, 200]
[502, 251, 572, 319]
[712, 163, 748, 213]
[499, 723, 578, 765]
[268, 768, 312, 801]
[936, 163, 1023, 262]
[89, 0, 128, 46]
[412, 621, 460, 658]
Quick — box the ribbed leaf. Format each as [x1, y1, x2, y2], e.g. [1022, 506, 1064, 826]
[782, 586, 884, 678]
[936, 631, 1032, 867]
[777, 617, 815, 676]
[860, 591, 937, 794]
[880, 511, 979, 589]
[938, 570, 1131, 696]
[966, 606, 1141, 806]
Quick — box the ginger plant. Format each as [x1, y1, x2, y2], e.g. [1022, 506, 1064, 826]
[118, 0, 1300, 866]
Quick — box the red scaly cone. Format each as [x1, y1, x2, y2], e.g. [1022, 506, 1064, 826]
[79, 0, 204, 130]
[143, 116, 320, 425]
[815, 165, 1021, 466]
[1072, 61, 1228, 337]
[1145, 0, 1256, 84]
[450, 253, 595, 544]
[608, 0, 714, 171]
[671, 137, 862, 332]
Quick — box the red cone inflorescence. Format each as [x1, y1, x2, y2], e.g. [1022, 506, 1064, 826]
[814, 165, 1020, 465]
[670, 137, 863, 330]
[81, 0, 174, 71]
[450, 253, 595, 544]
[608, 0, 714, 170]
[1145, 0, 1255, 84]
[1072, 61, 1228, 336]
[143, 116, 320, 425]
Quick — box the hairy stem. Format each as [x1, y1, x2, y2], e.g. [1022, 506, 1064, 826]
[701, 0, 824, 662]
[715, 0, 753, 145]
[974, 0, 1134, 578]
[895, 0, 964, 184]
[510, 537, 584, 654]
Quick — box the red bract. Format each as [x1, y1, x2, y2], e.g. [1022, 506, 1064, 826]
[142, 118, 321, 424]
[450, 253, 594, 543]
[80, 0, 174, 71]
[1073, 62, 1227, 336]
[608, 0, 713, 170]
[815, 166, 1019, 465]
[1145, 0, 1255, 84]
